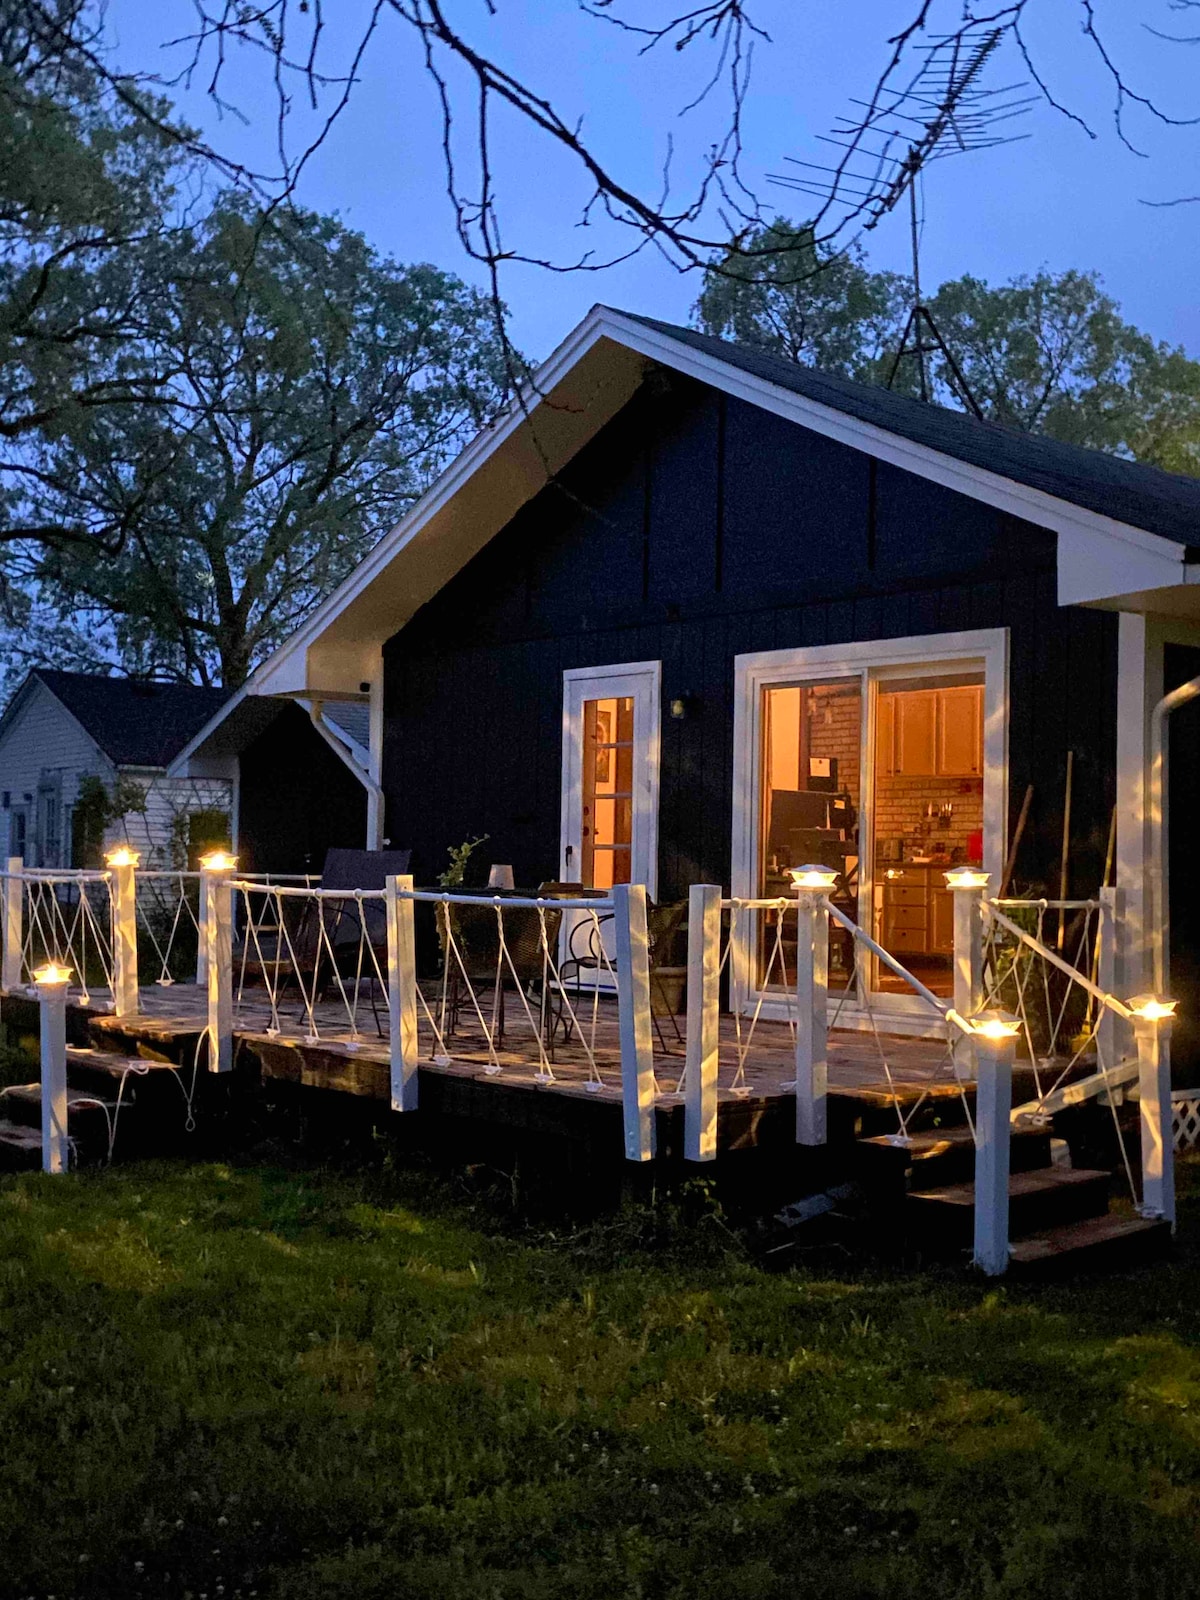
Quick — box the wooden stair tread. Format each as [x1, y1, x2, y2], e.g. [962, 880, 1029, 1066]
[1008, 1213, 1171, 1268]
[910, 1166, 1109, 1207]
[66, 1047, 179, 1076]
[4, 1083, 118, 1110]
[0, 1119, 42, 1150]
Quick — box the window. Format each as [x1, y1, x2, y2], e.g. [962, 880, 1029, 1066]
[8, 806, 27, 862]
[37, 779, 63, 868]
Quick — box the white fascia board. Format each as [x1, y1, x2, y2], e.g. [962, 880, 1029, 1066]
[238, 303, 1194, 702]
[1056, 526, 1192, 607]
[165, 683, 251, 778]
[249, 306, 627, 694]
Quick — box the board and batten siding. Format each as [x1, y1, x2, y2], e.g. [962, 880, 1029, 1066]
[376, 373, 1118, 900]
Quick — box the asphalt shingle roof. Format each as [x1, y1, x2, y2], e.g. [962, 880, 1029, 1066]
[35, 671, 232, 769]
[618, 311, 1200, 550]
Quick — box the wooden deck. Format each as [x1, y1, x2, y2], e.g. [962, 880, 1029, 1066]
[2, 980, 984, 1149]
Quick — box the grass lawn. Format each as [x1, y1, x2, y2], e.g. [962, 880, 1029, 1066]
[4, 1153, 1200, 1600]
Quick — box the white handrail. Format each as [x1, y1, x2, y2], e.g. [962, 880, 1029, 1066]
[823, 897, 975, 1035]
[983, 901, 1132, 1020]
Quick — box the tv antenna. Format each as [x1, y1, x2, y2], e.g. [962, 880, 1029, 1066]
[770, 26, 1035, 416]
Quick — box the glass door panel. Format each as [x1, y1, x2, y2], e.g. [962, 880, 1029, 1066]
[870, 673, 984, 998]
[758, 677, 862, 994]
[582, 695, 634, 890]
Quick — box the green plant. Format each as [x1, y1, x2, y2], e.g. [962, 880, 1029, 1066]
[437, 834, 489, 889]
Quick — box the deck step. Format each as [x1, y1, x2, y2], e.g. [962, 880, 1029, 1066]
[65, 1046, 181, 1096]
[0, 1118, 43, 1171]
[908, 1166, 1111, 1246]
[0, 1083, 121, 1135]
[856, 1124, 1053, 1189]
[1008, 1213, 1172, 1278]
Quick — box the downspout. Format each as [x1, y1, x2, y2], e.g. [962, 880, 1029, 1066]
[1148, 673, 1200, 992]
[302, 699, 386, 850]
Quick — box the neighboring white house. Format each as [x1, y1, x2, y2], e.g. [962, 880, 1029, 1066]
[0, 671, 233, 868]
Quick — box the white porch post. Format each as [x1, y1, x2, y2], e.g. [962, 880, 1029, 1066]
[106, 851, 139, 1018]
[195, 876, 209, 988]
[35, 965, 69, 1174]
[1096, 886, 1125, 1068]
[1130, 999, 1176, 1226]
[612, 882, 656, 1162]
[385, 873, 419, 1112]
[947, 870, 987, 1074]
[684, 884, 721, 1163]
[973, 1017, 1017, 1276]
[201, 858, 235, 1073]
[2, 856, 23, 992]
[793, 887, 829, 1146]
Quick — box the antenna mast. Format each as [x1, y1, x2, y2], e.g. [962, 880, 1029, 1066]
[770, 26, 1034, 417]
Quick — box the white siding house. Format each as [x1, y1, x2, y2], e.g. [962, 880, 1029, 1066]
[0, 671, 232, 868]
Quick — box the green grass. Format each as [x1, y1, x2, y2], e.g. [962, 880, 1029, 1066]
[4, 1155, 1200, 1600]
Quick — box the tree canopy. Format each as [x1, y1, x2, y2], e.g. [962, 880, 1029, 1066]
[0, 9, 511, 689]
[694, 221, 1200, 476]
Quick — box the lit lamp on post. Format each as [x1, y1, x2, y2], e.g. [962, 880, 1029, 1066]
[787, 865, 838, 1147]
[970, 1008, 1020, 1276]
[1126, 994, 1178, 1225]
[104, 847, 140, 1018]
[32, 962, 71, 1174]
[199, 849, 237, 1073]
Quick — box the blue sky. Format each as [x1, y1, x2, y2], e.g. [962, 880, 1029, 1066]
[108, 2, 1200, 365]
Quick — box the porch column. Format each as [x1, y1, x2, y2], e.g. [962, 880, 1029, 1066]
[613, 882, 656, 1162]
[684, 884, 722, 1163]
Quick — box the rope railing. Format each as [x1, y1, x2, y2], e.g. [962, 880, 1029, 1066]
[0, 865, 115, 1004]
[135, 870, 201, 987]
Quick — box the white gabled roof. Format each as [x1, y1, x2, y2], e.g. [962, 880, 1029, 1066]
[172, 302, 1198, 773]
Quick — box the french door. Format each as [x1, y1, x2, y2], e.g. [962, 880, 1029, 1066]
[561, 661, 661, 896]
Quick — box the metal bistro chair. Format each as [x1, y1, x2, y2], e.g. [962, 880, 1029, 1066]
[439, 893, 564, 1051]
[553, 888, 687, 1055]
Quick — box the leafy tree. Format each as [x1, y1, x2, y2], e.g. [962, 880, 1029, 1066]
[693, 220, 1200, 475]
[0, 0, 191, 550]
[695, 222, 910, 381]
[2, 193, 511, 687]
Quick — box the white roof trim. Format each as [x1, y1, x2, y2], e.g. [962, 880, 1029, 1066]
[213, 302, 1191, 724]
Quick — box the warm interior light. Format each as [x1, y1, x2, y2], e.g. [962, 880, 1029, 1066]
[788, 864, 839, 891]
[1127, 995, 1178, 1022]
[104, 846, 140, 869]
[32, 962, 72, 986]
[944, 867, 990, 890]
[199, 849, 237, 872]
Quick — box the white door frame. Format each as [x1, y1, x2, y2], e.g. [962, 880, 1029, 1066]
[731, 628, 1009, 1035]
[561, 660, 661, 896]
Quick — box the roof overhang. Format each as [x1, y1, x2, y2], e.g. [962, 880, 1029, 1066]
[174, 303, 1197, 769]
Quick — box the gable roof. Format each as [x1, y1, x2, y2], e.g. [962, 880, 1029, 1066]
[620, 312, 1200, 550]
[170, 302, 1200, 772]
[18, 671, 231, 768]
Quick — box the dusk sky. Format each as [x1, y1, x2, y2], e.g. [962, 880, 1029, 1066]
[109, 2, 1200, 365]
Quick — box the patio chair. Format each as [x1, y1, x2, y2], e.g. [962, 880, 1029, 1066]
[438, 893, 564, 1049]
[554, 892, 687, 1054]
[237, 847, 411, 1033]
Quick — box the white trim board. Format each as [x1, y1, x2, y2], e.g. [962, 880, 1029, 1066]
[200, 303, 1188, 734]
[731, 627, 1009, 1031]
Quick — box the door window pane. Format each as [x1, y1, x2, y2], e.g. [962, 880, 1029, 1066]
[583, 696, 634, 889]
[871, 673, 984, 998]
[758, 679, 862, 991]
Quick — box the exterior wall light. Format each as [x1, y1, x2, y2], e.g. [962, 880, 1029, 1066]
[668, 694, 693, 720]
[104, 847, 141, 869]
[32, 961, 72, 987]
[788, 864, 839, 892]
[944, 867, 990, 891]
[1126, 995, 1178, 1022]
[199, 849, 237, 873]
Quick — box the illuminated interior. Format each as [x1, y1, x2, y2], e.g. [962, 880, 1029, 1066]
[582, 696, 634, 890]
[871, 672, 984, 997]
[756, 668, 986, 1000]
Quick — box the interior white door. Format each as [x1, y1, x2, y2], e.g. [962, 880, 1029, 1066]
[561, 661, 660, 897]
